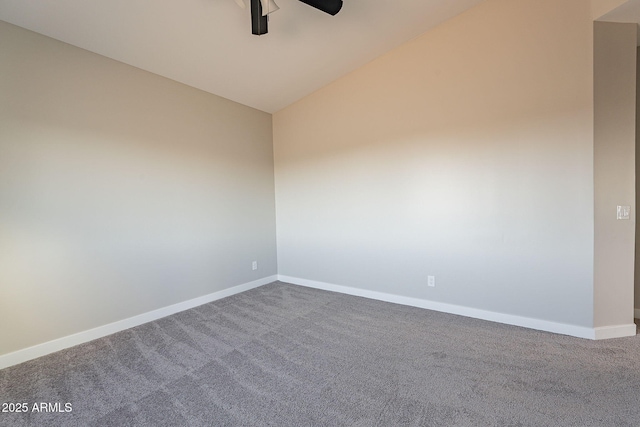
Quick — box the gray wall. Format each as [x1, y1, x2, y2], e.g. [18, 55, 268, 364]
[274, 0, 596, 327]
[0, 21, 277, 357]
[593, 21, 637, 328]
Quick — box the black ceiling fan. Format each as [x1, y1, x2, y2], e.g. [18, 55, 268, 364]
[234, 0, 343, 35]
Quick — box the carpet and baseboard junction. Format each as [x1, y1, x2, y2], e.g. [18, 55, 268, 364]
[1, 281, 640, 426]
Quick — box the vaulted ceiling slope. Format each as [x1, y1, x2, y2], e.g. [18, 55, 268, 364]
[597, 0, 640, 44]
[0, 0, 484, 113]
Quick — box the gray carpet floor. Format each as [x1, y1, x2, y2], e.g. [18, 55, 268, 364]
[1, 281, 640, 426]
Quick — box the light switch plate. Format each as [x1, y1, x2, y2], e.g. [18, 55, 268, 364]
[617, 205, 630, 220]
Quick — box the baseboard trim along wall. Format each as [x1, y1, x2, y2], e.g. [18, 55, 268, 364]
[593, 324, 638, 340]
[0, 275, 277, 370]
[3, 275, 634, 370]
[278, 275, 637, 341]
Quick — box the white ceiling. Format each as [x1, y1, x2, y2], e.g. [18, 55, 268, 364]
[597, 0, 640, 45]
[0, 0, 484, 112]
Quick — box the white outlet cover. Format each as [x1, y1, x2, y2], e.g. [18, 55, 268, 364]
[617, 205, 631, 220]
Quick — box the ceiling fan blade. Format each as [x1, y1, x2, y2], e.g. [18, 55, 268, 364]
[298, 0, 342, 15]
[233, 0, 246, 9]
[260, 0, 280, 16]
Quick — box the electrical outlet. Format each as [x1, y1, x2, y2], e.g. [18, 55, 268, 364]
[252, 261, 258, 271]
[428, 276, 436, 287]
[617, 205, 630, 220]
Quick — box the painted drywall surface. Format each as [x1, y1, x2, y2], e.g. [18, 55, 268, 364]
[636, 47, 640, 314]
[274, 0, 595, 327]
[0, 21, 277, 356]
[593, 22, 637, 328]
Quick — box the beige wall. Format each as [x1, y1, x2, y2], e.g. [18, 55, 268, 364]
[635, 46, 640, 314]
[0, 21, 277, 357]
[274, 0, 597, 326]
[593, 21, 637, 328]
[2, 0, 636, 359]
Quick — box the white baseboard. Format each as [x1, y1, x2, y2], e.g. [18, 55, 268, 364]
[0, 275, 277, 370]
[278, 275, 636, 341]
[593, 323, 638, 340]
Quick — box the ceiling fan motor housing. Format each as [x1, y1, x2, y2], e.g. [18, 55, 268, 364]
[251, 0, 268, 35]
[251, 0, 343, 35]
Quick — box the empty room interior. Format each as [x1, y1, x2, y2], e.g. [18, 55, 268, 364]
[3, 0, 640, 425]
